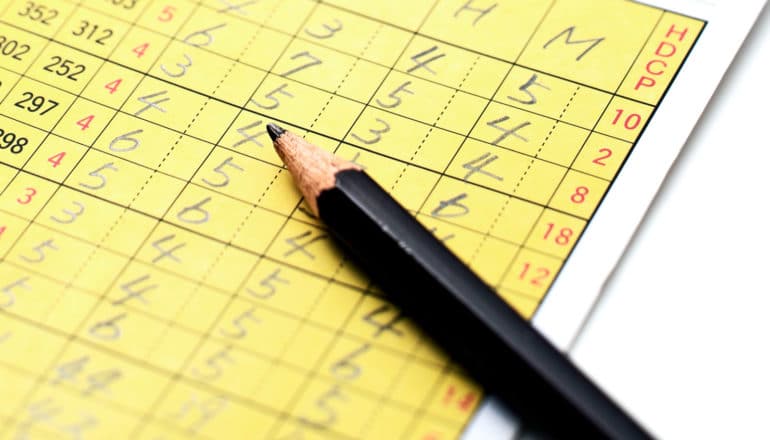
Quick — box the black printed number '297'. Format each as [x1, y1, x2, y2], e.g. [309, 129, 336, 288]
[14, 92, 58, 115]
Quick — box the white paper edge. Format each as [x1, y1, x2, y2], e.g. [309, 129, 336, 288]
[533, 0, 767, 351]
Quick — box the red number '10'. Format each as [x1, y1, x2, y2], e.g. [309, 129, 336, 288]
[611, 109, 642, 130]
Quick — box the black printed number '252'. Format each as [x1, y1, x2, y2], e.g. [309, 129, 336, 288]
[43, 56, 85, 81]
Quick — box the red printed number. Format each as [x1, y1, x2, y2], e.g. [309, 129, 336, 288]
[592, 147, 612, 166]
[48, 151, 66, 168]
[442, 385, 476, 411]
[543, 223, 573, 246]
[76, 115, 94, 130]
[17, 187, 36, 205]
[611, 109, 642, 130]
[132, 42, 149, 58]
[0, 225, 6, 237]
[158, 5, 175, 22]
[104, 78, 122, 94]
[519, 263, 551, 286]
[570, 186, 589, 204]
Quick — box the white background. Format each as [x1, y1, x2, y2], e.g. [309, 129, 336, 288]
[572, 4, 770, 439]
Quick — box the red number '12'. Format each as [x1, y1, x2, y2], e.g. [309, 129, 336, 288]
[519, 263, 551, 286]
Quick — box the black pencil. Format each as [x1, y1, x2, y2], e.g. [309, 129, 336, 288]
[267, 123, 651, 439]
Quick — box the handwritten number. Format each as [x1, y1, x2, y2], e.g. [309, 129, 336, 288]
[160, 54, 192, 78]
[350, 118, 390, 145]
[281, 51, 322, 77]
[78, 163, 117, 191]
[305, 19, 343, 39]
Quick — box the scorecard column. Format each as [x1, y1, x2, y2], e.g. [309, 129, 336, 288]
[253, 4, 431, 439]
[1, 1, 217, 438]
[243, 3, 477, 439]
[0, 2, 94, 437]
[123, 2, 368, 439]
[410, 1, 554, 319]
[492, 0, 662, 312]
[0, 0, 167, 437]
[0, 0, 77, 259]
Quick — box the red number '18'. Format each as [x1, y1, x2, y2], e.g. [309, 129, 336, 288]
[543, 223, 573, 246]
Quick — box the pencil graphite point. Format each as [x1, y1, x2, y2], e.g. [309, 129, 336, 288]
[266, 123, 285, 142]
[268, 125, 361, 216]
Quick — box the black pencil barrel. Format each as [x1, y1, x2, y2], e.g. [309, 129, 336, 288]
[317, 170, 651, 439]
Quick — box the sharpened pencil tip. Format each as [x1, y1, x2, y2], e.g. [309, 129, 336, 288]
[267, 123, 285, 142]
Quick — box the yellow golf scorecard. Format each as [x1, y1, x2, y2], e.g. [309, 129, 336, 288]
[0, 0, 753, 438]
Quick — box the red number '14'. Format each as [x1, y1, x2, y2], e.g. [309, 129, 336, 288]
[519, 263, 550, 286]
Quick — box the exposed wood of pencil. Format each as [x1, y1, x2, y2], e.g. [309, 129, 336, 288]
[268, 124, 360, 216]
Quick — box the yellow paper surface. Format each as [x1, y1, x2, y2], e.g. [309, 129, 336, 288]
[0, 0, 702, 438]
